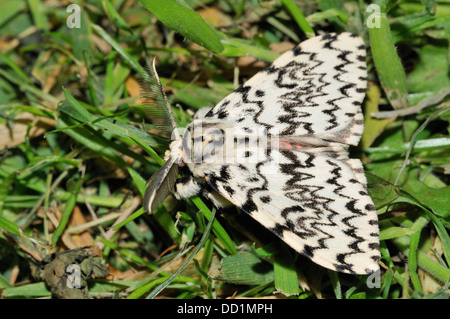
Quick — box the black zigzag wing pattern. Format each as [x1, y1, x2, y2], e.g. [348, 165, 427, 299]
[173, 33, 380, 274]
[193, 145, 380, 274]
[204, 33, 367, 146]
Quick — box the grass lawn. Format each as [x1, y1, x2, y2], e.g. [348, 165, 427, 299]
[0, 0, 449, 299]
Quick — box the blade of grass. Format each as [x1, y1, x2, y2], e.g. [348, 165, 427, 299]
[379, 241, 394, 298]
[0, 172, 16, 217]
[146, 208, 217, 299]
[101, 0, 132, 32]
[56, 113, 147, 195]
[215, 252, 274, 285]
[83, 51, 99, 107]
[0, 69, 59, 107]
[266, 16, 301, 42]
[306, 8, 349, 24]
[69, 5, 93, 61]
[92, 24, 144, 75]
[394, 194, 450, 279]
[220, 38, 280, 62]
[0, 274, 13, 289]
[273, 245, 300, 296]
[393, 107, 450, 185]
[0, 0, 27, 27]
[282, 0, 315, 38]
[56, 99, 162, 149]
[51, 177, 83, 245]
[99, 237, 158, 270]
[0, 52, 29, 83]
[393, 235, 450, 284]
[27, 0, 48, 31]
[190, 196, 236, 255]
[126, 130, 165, 166]
[327, 270, 342, 299]
[2, 282, 51, 298]
[138, 0, 223, 54]
[16, 155, 81, 180]
[364, 137, 450, 154]
[104, 54, 130, 105]
[111, 207, 145, 230]
[368, 6, 408, 109]
[408, 229, 423, 293]
[200, 238, 214, 272]
[0, 215, 21, 236]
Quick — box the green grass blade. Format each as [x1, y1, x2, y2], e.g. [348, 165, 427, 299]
[190, 196, 237, 255]
[102, 0, 132, 32]
[396, 194, 450, 266]
[368, 10, 408, 109]
[56, 112, 147, 195]
[92, 24, 144, 74]
[0, 215, 21, 236]
[327, 270, 342, 299]
[393, 235, 450, 284]
[112, 207, 145, 230]
[126, 130, 165, 166]
[56, 100, 162, 149]
[306, 8, 348, 24]
[51, 177, 83, 245]
[215, 252, 274, 285]
[0, 0, 26, 27]
[2, 282, 51, 298]
[408, 230, 423, 293]
[0, 52, 29, 83]
[138, 0, 224, 53]
[221, 38, 280, 62]
[99, 237, 158, 270]
[146, 208, 217, 299]
[282, 0, 315, 38]
[273, 245, 300, 296]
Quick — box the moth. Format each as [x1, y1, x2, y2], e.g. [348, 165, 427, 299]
[142, 33, 380, 275]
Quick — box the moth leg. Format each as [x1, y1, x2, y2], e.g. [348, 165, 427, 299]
[173, 175, 201, 200]
[202, 189, 232, 208]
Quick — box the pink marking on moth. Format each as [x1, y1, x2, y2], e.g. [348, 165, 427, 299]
[280, 140, 303, 151]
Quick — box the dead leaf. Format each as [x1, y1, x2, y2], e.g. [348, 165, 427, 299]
[68, 206, 94, 248]
[0, 112, 55, 150]
[197, 7, 233, 28]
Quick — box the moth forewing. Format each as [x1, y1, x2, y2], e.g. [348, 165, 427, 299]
[143, 156, 179, 213]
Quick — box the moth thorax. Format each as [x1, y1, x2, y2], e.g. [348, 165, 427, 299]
[167, 139, 184, 163]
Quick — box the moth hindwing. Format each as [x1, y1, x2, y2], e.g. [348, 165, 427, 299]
[142, 33, 380, 275]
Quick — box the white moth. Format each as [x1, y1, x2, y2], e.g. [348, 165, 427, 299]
[142, 33, 380, 274]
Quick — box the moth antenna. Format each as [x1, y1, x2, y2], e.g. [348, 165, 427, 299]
[140, 57, 180, 140]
